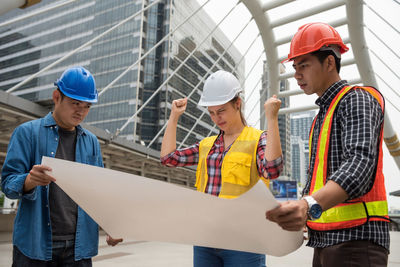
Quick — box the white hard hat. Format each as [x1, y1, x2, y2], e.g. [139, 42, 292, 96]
[198, 70, 242, 106]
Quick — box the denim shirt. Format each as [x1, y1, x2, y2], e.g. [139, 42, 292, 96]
[1, 112, 103, 261]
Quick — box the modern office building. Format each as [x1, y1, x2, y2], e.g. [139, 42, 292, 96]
[0, 0, 244, 149]
[291, 136, 309, 186]
[260, 62, 291, 177]
[291, 111, 316, 140]
[290, 111, 316, 185]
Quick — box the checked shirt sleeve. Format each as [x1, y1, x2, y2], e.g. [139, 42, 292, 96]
[256, 131, 283, 179]
[160, 142, 200, 167]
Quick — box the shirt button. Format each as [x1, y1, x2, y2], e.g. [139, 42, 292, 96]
[48, 223, 50, 226]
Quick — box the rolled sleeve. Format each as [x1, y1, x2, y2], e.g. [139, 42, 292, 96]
[4, 174, 37, 200]
[160, 143, 200, 167]
[256, 131, 283, 179]
[1, 125, 35, 200]
[261, 156, 283, 179]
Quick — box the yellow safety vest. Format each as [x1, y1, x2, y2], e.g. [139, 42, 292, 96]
[307, 86, 389, 231]
[195, 126, 266, 199]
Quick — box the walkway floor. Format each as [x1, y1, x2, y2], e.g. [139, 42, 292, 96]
[1, 231, 399, 266]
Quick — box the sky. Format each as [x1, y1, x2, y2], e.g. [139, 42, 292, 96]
[199, 0, 400, 210]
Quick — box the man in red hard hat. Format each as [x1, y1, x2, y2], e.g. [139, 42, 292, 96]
[2, 67, 122, 266]
[266, 22, 390, 266]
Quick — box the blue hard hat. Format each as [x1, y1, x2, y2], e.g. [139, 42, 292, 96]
[54, 66, 98, 103]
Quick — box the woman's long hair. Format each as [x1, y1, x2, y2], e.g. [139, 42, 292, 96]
[229, 94, 247, 126]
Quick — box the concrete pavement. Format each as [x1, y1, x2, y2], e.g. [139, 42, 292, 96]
[1, 231, 399, 266]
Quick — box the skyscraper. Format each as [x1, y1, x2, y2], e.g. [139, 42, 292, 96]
[291, 110, 316, 185]
[261, 62, 291, 177]
[0, 0, 244, 149]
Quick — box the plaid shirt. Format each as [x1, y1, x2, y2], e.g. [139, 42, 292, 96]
[161, 130, 283, 196]
[303, 80, 389, 251]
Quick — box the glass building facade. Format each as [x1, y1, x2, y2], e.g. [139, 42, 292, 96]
[260, 63, 291, 177]
[290, 111, 316, 185]
[0, 0, 244, 149]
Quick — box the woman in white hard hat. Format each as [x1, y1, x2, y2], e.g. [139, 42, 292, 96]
[160, 70, 283, 267]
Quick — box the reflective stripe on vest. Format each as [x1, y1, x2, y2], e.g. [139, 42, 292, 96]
[307, 86, 389, 231]
[195, 126, 265, 199]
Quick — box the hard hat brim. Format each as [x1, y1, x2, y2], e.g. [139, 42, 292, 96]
[55, 82, 98, 103]
[198, 90, 240, 107]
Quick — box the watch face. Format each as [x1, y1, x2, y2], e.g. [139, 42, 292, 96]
[310, 204, 323, 220]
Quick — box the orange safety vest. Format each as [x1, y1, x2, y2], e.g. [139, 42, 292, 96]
[307, 86, 389, 231]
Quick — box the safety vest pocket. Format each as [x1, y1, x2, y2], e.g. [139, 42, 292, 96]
[222, 154, 252, 186]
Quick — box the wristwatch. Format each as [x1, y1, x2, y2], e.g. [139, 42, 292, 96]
[303, 195, 323, 220]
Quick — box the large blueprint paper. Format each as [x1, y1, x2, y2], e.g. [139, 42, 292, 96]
[42, 156, 303, 256]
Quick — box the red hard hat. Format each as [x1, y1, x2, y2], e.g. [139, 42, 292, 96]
[282, 22, 349, 63]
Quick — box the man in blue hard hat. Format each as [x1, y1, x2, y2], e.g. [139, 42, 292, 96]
[1, 66, 122, 266]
